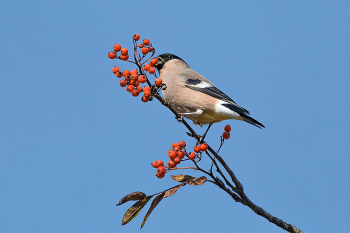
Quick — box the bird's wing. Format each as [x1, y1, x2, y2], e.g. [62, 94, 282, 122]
[180, 71, 250, 114]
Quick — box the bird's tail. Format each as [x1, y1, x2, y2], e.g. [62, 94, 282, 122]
[241, 114, 265, 129]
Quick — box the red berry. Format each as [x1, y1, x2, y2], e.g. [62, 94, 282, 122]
[123, 70, 131, 77]
[138, 75, 147, 83]
[222, 131, 230, 140]
[144, 64, 151, 71]
[148, 47, 154, 52]
[126, 85, 134, 93]
[138, 44, 143, 48]
[136, 85, 143, 92]
[108, 51, 117, 59]
[150, 58, 158, 67]
[148, 67, 155, 74]
[113, 44, 121, 52]
[133, 34, 140, 41]
[120, 55, 129, 61]
[131, 90, 139, 97]
[130, 69, 138, 75]
[119, 79, 127, 87]
[200, 143, 208, 152]
[224, 125, 231, 132]
[194, 146, 201, 153]
[112, 66, 119, 74]
[143, 39, 150, 46]
[168, 149, 177, 160]
[143, 86, 151, 92]
[151, 161, 158, 168]
[143, 90, 151, 98]
[154, 78, 162, 86]
[176, 149, 185, 159]
[174, 157, 181, 164]
[156, 160, 164, 167]
[141, 47, 149, 55]
[121, 48, 128, 56]
[156, 172, 165, 178]
[172, 142, 179, 149]
[157, 166, 166, 175]
[167, 160, 176, 168]
[141, 95, 149, 102]
[188, 152, 196, 160]
[179, 141, 186, 149]
[116, 71, 123, 78]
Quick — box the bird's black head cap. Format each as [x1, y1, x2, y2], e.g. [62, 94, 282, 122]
[154, 53, 187, 71]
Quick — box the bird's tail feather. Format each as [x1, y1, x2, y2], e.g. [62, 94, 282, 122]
[241, 114, 265, 129]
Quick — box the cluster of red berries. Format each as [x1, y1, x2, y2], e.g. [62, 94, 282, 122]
[222, 125, 231, 139]
[151, 141, 209, 179]
[108, 34, 163, 103]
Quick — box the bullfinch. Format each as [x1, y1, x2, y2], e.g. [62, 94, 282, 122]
[154, 53, 265, 129]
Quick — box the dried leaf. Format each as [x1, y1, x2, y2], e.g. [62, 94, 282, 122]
[163, 184, 184, 199]
[140, 192, 165, 229]
[186, 176, 207, 185]
[171, 175, 195, 183]
[122, 196, 153, 225]
[117, 192, 147, 206]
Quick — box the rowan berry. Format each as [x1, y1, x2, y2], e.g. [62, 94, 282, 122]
[176, 149, 185, 159]
[151, 161, 158, 168]
[154, 78, 162, 86]
[188, 152, 196, 160]
[133, 34, 140, 41]
[131, 73, 138, 80]
[131, 90, 140, 97]
[156, 160, 164, 167]
[143, 90, 151, 98]
[116, 71, 123, 78]
[138, 75, 147, 83]
[123, 70, 131, 77]
[172, 142, 179, 149]
[126, 85, 134, 93]
[141, 47, 149, 55]
[144, 64, 151, 71]
[179, 141, 186, 149]
[224, 125, 231, 132]
[157, 166, 166, 175]
[131, 80, 139, 87]
[150, 58, 158, 67]
[156, 172, 165, 178]
[136, 86, 143, 92]
[194, 146, 201, 153]
[222, 131, 230, 140]
[119, 79, 127, 87]
[143, 39, 150, 46]
[148, 47, 154, 52]
[130, 69, 138, 75]
[200, 143, 208, 152]
[174, 157, 181, 164]
[141, 95, 149, 102]
[108, 51, 117, 59]
[148, 67, 155, 74]
[168, 149, 177, 160]
[167, 160, 176, 168]
[124, 76, 131, 82]
[113, 44, 121, 52]
[138, 44, 143, 48]
[143, 86, 151, 92]
[120, 55, 129, 61]
[121, 48, 128, 56]
[112, 66, 119, 74]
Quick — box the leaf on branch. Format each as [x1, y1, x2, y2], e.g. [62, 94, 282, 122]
[186, 176, 207, 185]
[171, 175, 195, 183]
[163, 184, 184, 199]
[117, 192, 147, 206]
[140, 192, 166, 229]
[122, 196, 153, 225]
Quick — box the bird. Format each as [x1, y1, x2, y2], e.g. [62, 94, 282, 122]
[154, 53, 265, 129]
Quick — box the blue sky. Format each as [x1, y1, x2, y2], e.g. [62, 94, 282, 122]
[1, 1, 349, 232]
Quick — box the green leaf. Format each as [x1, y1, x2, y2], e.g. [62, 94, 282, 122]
[140, 192, 166, 229]
[122, 196, 153, 225]
[117, 192, 147, 206]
